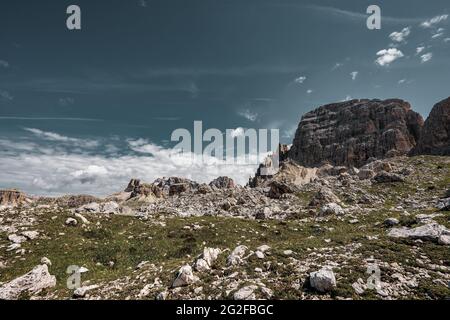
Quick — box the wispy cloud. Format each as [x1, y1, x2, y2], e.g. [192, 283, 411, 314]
[389, 27, 411, 43]
[0, 116, 102, 122]
[238, 109, 258, 122]
[304, 5, 425, 25]
[420, 14, 448, 28]
[350, 71, 358, 80]
[294, 76, 306, 84]
[420, 52, 433, 63]
[24, 128, 99, 148]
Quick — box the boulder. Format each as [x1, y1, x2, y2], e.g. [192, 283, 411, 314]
[309, 268, 337, 293]
[267, 181, 298, 199]
[227, 245, 248, 266]
[0, 264, 56, 299]
[384, 218, 400, 227]
[289, 99, 423, 167]
[372, 171, 404, 183]
[194, 247, 221, 272]
[209, 176, 235, 189]
[172, 265, 198, 288]
[233, 285, 258, 300]
[388, 223, 450, 243]
[309, 187, 341, 207]
[319, 203, 344, 216]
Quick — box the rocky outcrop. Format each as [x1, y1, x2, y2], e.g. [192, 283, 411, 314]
[209, 176, 235, 189]
[412, 97, 450, 156]
[289, 99, 424, 168]
[0, 190, 28, 206]
[0, 264, 56, 299]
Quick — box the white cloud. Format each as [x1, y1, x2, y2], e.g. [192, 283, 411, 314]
[306, 89, 313, 94]
[398, 79, 406, 84]
[444, 38, 450, 42]
[350, 71, 358, 80]
[0, 137, 266, 196]
[294, 76, 306, 84]
[238, 109, 258, 122]
[331, 63, 343, 71]
[0, 60, 9, 68]
[375, 48, 404, 66]
[420, 15, 448, 28]
[420, 52, 433, 63]
[24, 128, 99, 148]
[416, 46, 425, 54]
[431, 32, 444, 39]
[389, 27, 411, 42]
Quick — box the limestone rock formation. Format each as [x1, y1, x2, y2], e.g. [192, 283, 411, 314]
[289, 99, 424, 167]
[0, 264, 56, 299]
[209, 176, 235, 189]
[412, 97, 450, 156]
[0, 189, 28, 206]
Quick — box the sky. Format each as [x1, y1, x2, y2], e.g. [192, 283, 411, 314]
[0, 0, 449, 196]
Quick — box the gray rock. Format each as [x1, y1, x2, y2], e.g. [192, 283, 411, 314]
[388, 223, 450, 243]
[320, 203, 344, 216]
[172, 265, 198, 288]
[309, 268, 337, 293]
[373, 171, 405, 183]
[384, 218, 400, 227]
[227, 245, 248, 266]
[0, 264, 56, 300]
[233, 285, 258, 300]
[65, 218, 78, 226]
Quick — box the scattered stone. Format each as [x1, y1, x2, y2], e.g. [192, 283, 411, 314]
[73, 285, 99, 298]
[233, 285, 258, 300]
[384, 218, 400, 227]
[194, 247, 221, 272]
[227, 245, 248, 266]
[65, 218, 78, 226]
[172, 265, 198, 288]
[373, 171, 405, 183]
[320, 203, 344, 216]
[0, 264, 56, 300]
[40, 257, 52, 266]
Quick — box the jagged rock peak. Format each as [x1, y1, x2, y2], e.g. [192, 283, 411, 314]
[288, 99, 424, 168]
[411, 96, 450, 156]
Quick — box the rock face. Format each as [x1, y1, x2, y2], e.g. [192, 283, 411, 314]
[412, 97, 450, 156]
[0, 264, 56, 299]
[289, 99, 424, 168]
[209, 176, 235, 189]
[0, 190, 28, 206]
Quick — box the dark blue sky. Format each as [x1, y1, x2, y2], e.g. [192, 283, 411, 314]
[1, 0, 449, 195]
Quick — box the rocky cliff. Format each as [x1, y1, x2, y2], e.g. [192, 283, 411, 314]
[411, 97, 450, 156]
[288, 99, 424, 168]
